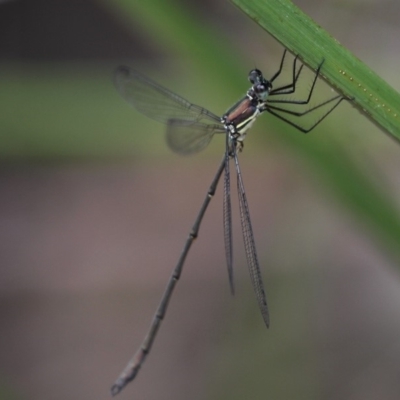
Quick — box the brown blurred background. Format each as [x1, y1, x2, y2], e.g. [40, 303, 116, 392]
[1, 1, 400, 399]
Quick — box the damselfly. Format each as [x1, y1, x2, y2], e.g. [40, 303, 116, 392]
[111, 50, 343, 395]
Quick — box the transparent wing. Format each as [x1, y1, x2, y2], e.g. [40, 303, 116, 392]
[166, 119, 224, 155]
[223, 149, 234, 294]
[234, 153, 269, 327]
[114, 66, 221, 125]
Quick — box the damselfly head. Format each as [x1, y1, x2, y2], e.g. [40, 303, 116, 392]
[248, 69, 272, 101]
[248, 69, 264, 84]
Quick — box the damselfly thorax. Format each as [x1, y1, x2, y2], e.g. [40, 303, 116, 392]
[222, 71, 273, 152]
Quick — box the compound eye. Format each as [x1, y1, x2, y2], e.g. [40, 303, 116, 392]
[248, 69, 263, 84]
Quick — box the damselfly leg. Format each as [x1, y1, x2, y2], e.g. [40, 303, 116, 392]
[265, 52, 344, 132]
